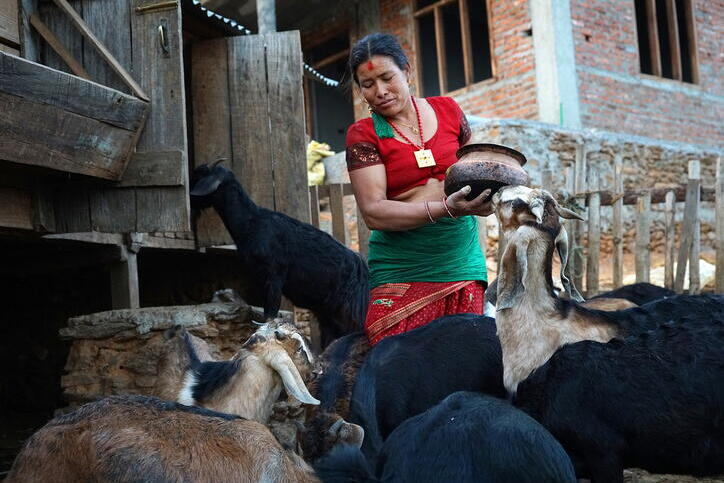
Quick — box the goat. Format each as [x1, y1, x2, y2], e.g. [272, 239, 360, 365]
[153, 325, 214, 401]
[6, 395, 320, 483]
[491, 186, 724, 393]
[315, 392, 577, 483]
[189, 160, 369, 347]
[347, 313, 506, 468]
[178, 320, 321, 423]
[590, 282, 675, 306]
[300, 331, 370, 461]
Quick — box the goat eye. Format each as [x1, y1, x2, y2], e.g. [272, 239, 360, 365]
[275, 331, 287, 341]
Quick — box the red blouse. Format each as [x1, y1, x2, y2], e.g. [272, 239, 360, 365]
[345, 96, 471, 199]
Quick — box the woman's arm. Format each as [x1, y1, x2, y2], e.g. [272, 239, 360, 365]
[351, 165, 492, 231]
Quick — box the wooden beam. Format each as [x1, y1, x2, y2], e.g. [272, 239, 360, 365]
[29, 13, 89, 79]
[663, 190, 676, 289]
[664, 0, 681, 80]
[612, 154, 624, 288]
[434, 6, 447, 94]
[586, 170, 600, 295]
[459, 0, 473, 86]
[0, 0, 20, 45]
[256, 0, 277, 34]
[110, 247, 139, 309]
[635, 191, 651, 283]
[645, 0, 662, 76]
[565, 185, 715, 206]
[50, 0, 148, 100]
[413, 0, 456, 18]
[329, 183, 347, 244]
[716, 156, 724, 293]
[674, 160, 700, 293]
[682, 0, 699, 83]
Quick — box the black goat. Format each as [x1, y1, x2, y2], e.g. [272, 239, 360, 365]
[590, 282, 675, 306]
[514, 322, 724, 483]
[190, 161, 369, 347]
[348, 314, 506, 467]
[315, 392, 576, 483]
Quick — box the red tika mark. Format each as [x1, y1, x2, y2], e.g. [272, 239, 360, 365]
[366, 60, 374, 70]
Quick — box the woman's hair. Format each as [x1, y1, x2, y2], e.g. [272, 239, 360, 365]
[348, 33, 409, 85]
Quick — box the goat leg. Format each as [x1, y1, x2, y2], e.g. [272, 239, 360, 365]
[262, 277, 284, 321]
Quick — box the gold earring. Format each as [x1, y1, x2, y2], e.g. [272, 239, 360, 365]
[365, 100, 374, 114]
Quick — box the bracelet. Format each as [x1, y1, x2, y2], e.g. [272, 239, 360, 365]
[424, 201, 436, 224]
[442, 196, 457, 218]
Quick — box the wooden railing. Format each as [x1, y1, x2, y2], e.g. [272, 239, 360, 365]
[311, 157, 723, 295]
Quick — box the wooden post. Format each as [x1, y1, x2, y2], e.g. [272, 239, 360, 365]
[540, 161, 552, 190]
[110, 245, 139, 309]
[635, 192, 651, 283]
[256, 0, 276, 34]
[309, 185, 320, 229]
[664, 190, 676, 289]
[357, 205, 370, 260]
[329, 183, 347, 245]
[586, 169, 600, 296]
[688, 161, 701, 294]
[716, 157, 724, 293]
[564, 165, 576, 285]
[674, 160, 700, 293]
[612, 154, 624, 288]
[477, 215, 488, 259]
[573, 144, 587, 292]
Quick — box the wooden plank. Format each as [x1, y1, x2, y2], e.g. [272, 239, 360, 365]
[586, 170, 600, 296]
[81, 0, 132, 94]
[434, 6, 446, 94]
[0, 91, 138, 180]
[52, 0, 147, 100]
[573, 144, 587, 293]
[635, 191, 651, 283]
[476, 214, 487, 259]
[645, 0, 661, 76]
[329, 183, 347, 244]
[0, 187, 34, 230]
[716, 157, 724, 293]
[564, 165, 576, 287]
[0, 51, 146, 131]
[89, 187, 136, 232]
[688, 160, 701, 294]
[29, 13, 89, 79]
[38, 0, 82, 72]
[132, 0, 189, 232]
[191, 38, 232, 246]
[0, 41, 18, 54]
[309, 185, 320, 228]
[117, 150, 185, 187]
[31, 178, 56, 232]
[53, 183, 91, 232]
[458, 0, 473, 86]
[228, 34, 273, 210]
[19, 0, 40, 62]
[612, 153, 624, 288]
[267, 31, 310, 223]
[412, 0, 456, 18]
[674, 160, 700, 293]
[357, 204, 369, 259]
[0, 0, 20, 45]
[663, 190, 676, 289]
[664, 0, 681, 80]
[540, 162, 552, 190]
[566, 185, 715, 206]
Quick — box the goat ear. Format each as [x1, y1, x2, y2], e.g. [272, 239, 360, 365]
[555, 225, 585, 303]
[551, 197, 584, 221]
[496, 239, 529, 310]
[266, 350, 320, 406]
[189, 174, 223, 196]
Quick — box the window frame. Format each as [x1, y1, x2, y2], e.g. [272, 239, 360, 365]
[413, 0, 496, 96]
[635, 0, 699, 83]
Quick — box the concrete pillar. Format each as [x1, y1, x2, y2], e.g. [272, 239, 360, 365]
[530, 0, 581, 128]
[256, 0, 276, 34]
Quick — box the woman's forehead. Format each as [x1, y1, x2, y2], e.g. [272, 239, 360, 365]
[356, 55, 403, 80]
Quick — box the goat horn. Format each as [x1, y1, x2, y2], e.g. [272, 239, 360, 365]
[211, 157, 227, 168]
[327, 418, 345, 435]
[267, 351, 320, 406]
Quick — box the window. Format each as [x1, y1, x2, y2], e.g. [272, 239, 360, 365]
[303, 32, 355, 152]
[634, 0, 698, 83]
[414, 0, 493, 96]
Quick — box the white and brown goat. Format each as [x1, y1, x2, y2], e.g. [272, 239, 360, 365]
[177, 320, 320, 423]
[491, 186, 722, 393]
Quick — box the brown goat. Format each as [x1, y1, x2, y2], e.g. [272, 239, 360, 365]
[5, 395, 319, 483]
[153, 326, 214, 401]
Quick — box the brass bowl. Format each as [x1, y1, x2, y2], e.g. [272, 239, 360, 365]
[444, 143, 530, 201]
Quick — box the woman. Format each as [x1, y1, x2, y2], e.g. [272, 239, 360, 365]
[346, 33, 493, 345]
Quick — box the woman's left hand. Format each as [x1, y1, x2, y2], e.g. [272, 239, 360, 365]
[446, 186, 494, 217]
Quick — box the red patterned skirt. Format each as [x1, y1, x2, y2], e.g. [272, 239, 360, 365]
[364, 280, 485, 346]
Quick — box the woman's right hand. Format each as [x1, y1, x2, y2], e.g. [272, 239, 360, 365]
[446, 186, 494, 217]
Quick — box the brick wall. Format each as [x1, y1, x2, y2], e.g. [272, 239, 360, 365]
[570, 0, 724, 146]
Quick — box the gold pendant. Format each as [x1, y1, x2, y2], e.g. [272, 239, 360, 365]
[414, 149, 436, 168]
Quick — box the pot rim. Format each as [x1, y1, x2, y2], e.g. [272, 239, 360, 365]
[455, 143, 528, 167]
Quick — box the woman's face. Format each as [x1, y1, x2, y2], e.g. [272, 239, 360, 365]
[356, 55, 411, 117]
